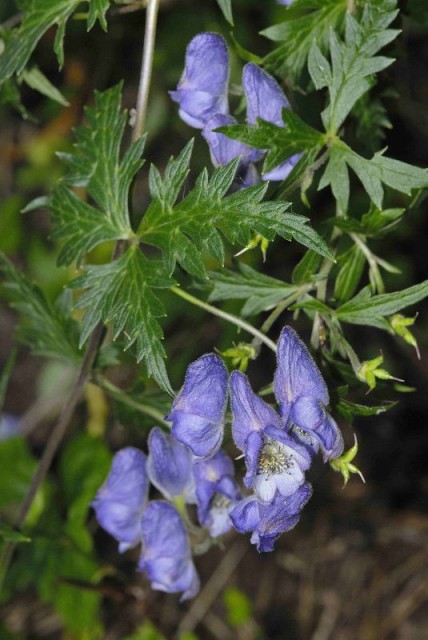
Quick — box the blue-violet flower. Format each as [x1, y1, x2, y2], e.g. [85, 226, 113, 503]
[230, 371, 311, 503]
[274, 326, 344, 460]
[167, 353, 228, 458]
[92, 447, 148, 553]
[230, 482, 312, 552]
[147, 427, 195, 502]
[193, 450, 241, 537]
[138, 501, 200, 600]
[169, 33, 229, 128]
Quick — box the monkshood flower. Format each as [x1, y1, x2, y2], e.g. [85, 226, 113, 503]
[230, 371, 311, 503]
[138, 501, 200, 601]
[92, 447, 148, 553]
[171, 34, 300, 183]
[242, 62, 301, 181]
[193, 450, 241, 537]
[169, 33, 229, 128]
[202, 114, 259, 188]
[167, 353, 228, 458]
[274, 326, 344, 461]
[230, 482, 312, 552]
[147, 427, 195, 502]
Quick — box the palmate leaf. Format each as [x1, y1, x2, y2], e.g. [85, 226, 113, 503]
[138, 142, 333, 276]
[262, 0, 347, 80]
[218, 110, 325, 174]
[207, 264, 297, 317]
[319, 140, 428, 211]
[50, 84, 143, 266]
[308, 1, 400, 135]
[0, 0, 110, 83]
[70, 247, 175, 395]
[0, 254, 81, 364]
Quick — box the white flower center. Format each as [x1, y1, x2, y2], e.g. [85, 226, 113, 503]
[258, 441, 290, 476]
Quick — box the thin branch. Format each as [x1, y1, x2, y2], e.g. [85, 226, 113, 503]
[98, 377, 170, 426]
[170, 286, 277, 354]
[132, 0, 160, 141]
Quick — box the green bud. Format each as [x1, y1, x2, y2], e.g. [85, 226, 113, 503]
[235, 234, 269, 261]
[330, 436, 365, 486]
[357, 353, 402, 391]
[219, 342, 256, 372]
[390, 314, 420, 358]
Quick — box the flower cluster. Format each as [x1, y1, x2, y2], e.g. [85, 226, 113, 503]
[170, 33, 300, 187]
[93, 327, 343, 600]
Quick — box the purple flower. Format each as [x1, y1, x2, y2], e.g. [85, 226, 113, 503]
[274, 327, 344, 460]
[277, 0, 293, 5]
[242, 63, 301, 182]
[170, 33, 229, 129]
[243, 62, 290, 128]
[230, 482, 312, 552]
[147, 428, 195, 502]
[167, 354, 228, 458]
[202, 114, 254, 168]
[92, 448, 148, 552]
[230, 371, 311, 503]
[193, 450, 241, 537]
[139, 501, 200, 600]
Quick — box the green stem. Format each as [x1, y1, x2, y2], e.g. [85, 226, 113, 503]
[252, 285, 314, 353]
[350, 232, 384, 293]
[170, 286, 277, 354]
[98, 378, 170, 426]
[132, 0, 160, 141]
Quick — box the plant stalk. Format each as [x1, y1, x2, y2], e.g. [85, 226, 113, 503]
[170, 286, 277, 354]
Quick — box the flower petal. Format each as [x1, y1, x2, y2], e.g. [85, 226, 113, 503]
[230, 370, 282, 451]
[274, 326, 329, 409]
[203, 113, 254, 167]
[92, 447, 148, 550]
[243, 63, 290, 127]
[170, 33, 229, 129]
[139, 501, 200, 600]
[262, 153, 301, 182]
[147, 428, 193, 501]
[169, 354, 228, 458]
[291, 395, 343, 460]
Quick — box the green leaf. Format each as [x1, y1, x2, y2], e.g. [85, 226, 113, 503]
[0, 522, 30, 544]
[207, 263, 296, 317]
[0, 349, 16, 416]
[334, 245, 365, 302]
[59, 433, 111, 552]
[292, 249, 323, 285]
[319, 141, 428, 210]
[337, 280, 428, 328]
[291, 297, 332, 314]
[309, 3, 400, 134]
[262, 0, 347, 80]
[223, 587, 252, 627]
[51, 84, 142, 266]
[0, 254, 81, 364]
[0, 438, 37, 511]
[70, 246, 174, 394]
[19, 66, 70, 106]
[139, 145, 333, 275]
[216, 0, 234, 26]
[336, 398, 396, 422]
[0, 0, 109, 83]
[218, 111, 325, 174]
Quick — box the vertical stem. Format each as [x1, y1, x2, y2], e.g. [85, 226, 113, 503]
[132, 0, 160, 141]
